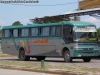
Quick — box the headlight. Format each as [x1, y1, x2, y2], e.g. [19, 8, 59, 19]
[94, 48, 99, 50]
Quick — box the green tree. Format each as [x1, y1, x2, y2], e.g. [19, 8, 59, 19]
[12, 21, 23, 26]
[97, 28, 100, 39]
[33, 16, 70, 24]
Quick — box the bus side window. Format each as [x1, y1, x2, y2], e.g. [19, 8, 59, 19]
[31, 28, 38, 36]
[10, 30, 13, 37]
[40, 27, 49, 36]
[50, 27, 55, 36]
[63, 28, 70, 37]
[40, 27, 43, 36]
[18, 29, 21, 37]
[4, 30, 12, 37]
[21, 29, 29, 37]
[56, 27, 61, 36]
[63, 28, 72, 41]
[13, 29, 18, 37]
[43, 27, 49, 36]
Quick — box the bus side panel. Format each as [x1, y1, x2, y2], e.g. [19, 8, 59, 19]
[1, 38, 15, 55]
[24, 37, 62, 57]
[43, 37, 62, 57]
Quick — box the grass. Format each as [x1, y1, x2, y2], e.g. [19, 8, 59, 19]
[0, 50, 13, 57]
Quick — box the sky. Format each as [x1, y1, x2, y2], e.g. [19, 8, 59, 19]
[0, 0, 100, 28]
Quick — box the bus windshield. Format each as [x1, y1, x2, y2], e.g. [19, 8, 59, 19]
[74, 32, 98, 41]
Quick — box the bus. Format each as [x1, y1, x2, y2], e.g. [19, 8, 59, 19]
[1, 21, 99, 62]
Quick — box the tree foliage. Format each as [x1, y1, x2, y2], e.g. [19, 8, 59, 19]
[12, 21, 23, 26]
[32, 16, 70, 24]
[97, 28, 100, 38]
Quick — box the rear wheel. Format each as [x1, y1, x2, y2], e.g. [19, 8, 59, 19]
[36, 56, 46, 61]
[64, 50, 72, 62]
[83, 58, 91, 62]
[19, 50, 30, 61]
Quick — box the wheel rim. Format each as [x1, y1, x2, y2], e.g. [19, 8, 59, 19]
[65, 54, 69, 60]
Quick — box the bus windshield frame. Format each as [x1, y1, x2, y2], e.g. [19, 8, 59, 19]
[73, 26, 98, 42]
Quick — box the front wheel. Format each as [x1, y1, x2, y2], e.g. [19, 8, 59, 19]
[83, 58, 91, 62]
[19, 50, 30, 61]
[64, 50, 72, 62]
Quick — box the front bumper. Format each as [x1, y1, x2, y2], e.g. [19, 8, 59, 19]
[74, 49, 99, 57]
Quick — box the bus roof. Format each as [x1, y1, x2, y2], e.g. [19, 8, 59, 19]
[2, 21, 95, 29]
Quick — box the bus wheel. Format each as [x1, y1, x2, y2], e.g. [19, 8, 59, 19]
[36, 56, 46, 61]
[83, 58, 91, 62]
[64, 50, 72, 62]
[20, 50, 30, 61]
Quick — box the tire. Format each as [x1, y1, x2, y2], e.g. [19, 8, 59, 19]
[83, 58, 91, 62]
[64, 50, 72, 62]
[36, 56, 46, 61]
[19, 50, 30, 61]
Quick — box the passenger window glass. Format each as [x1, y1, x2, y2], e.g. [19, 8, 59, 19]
[56, 27, 61, 36]
[13, 29, 18, 37]
[31, 28, 38, 36]
[40, 27, 49, 36]
[63, 28, 70, 36]
[5, 30, 11, 37]
[50, 27, 55, 36]
[43, 27, 49, 36]
[21, 29, 29, 37]
[63, 28, 73, 41]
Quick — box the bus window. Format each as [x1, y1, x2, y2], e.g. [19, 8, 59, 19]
[4, 30, 12, 37]
[31, 28, 38, 36]
[63, 28, 72, 41]
[21, 29, 29, 37]
[40, 27, 43, 36]
[63, 28, 73, 37]
[13, 29, 18, 37]
[56, 27, 61, 36]
[43, 27, 49, 36]
[40, 27, 49, 36]
[63, 28, 70, 37]
[50, 27, 55, 36]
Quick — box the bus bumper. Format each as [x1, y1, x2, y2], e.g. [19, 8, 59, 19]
[74, 50, 99, 57]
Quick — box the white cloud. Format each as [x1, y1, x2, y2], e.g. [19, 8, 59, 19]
[82, 16, 100, 28]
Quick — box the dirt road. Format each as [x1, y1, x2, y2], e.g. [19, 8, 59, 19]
[0, 68, 57, 75]
[0, 57, 100, 68]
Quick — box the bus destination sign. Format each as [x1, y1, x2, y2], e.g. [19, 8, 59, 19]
[73, 27, 96, 32]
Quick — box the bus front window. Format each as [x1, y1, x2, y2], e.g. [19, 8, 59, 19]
[74, 32, 98, 41]
[88, 32, 98, 41]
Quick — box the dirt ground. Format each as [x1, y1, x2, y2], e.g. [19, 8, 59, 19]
[0, 50, 100, 75]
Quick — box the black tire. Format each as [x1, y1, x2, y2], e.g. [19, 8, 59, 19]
[36, 56, 46, 61]
[83, 58, 91, 62]
[19, 50, 30, 61]
[64, 50, 72, 62]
